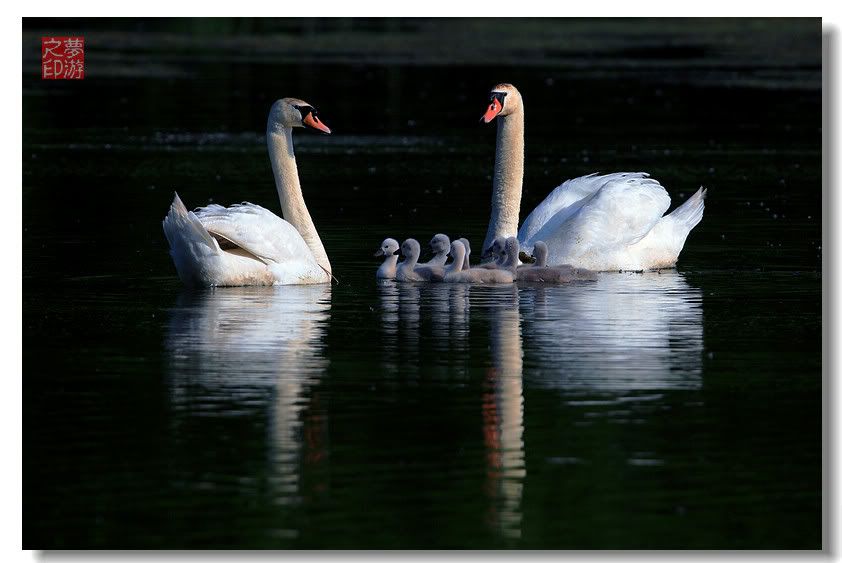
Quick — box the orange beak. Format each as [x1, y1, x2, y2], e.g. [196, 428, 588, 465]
[304, 113, 332, 134]
[481, 98, 503, 123]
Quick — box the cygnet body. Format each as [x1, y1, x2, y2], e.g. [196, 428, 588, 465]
[445, 241, 514, 284]
[477, 236, 507, 270]
[519, 241, 598, 283]
[375, 238, 400, 279]
[397, 239, 443, 282]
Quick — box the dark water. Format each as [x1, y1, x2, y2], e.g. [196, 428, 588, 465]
[23, 19, 822, 549]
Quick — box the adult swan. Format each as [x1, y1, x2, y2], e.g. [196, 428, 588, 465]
[163, 97, 333, 286]
[480, 83, 706, 271]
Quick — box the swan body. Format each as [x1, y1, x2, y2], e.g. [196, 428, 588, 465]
[445, 241, 514, 284]
[375, 238, 400, 279]
[163, 196, 329, 286]
[480, 83, 705, 272]
[163, 97, 333, 287]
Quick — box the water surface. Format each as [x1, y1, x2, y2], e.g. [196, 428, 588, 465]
[23, 18, 821, 549]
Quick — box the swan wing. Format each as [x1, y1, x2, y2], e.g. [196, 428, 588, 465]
[518, 172, 657, 250]
[194, 202, 317, 266]
[532, 173, 671, 259]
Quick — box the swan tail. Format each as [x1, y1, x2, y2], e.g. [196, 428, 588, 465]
[162, 192, 220, 285]
[667, 186, 707, 233]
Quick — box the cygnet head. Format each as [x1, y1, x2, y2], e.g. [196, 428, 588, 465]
[532, 241, 549, 267]
[503, 237, 520, 268]
[481, 236, 507, 261]
[429, 233, 451, 255]
[268, 98, 332, 134]
[480, 83, 523, 124]
[448, 240, 466, 273]
[400, 239, 422, 265]
[375, 238, 399, 258]
[456, 238, 471, 269]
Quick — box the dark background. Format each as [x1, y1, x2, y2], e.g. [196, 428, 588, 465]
[23, 18, 822, 549]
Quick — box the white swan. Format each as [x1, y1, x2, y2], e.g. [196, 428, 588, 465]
[163, 97, 333, 287]
[374, 238, 400, 279]
[480, 83, 706, 272]
[445, 241, 514, 284]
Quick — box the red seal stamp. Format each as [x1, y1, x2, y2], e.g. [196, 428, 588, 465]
[41, 36, 85, 80]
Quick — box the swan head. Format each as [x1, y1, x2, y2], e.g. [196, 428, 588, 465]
[532, 241, 549, 267]
[269, 98, 332, 134]
[429, 233, 451, 256]
[481, 236, 507, 261]
[480, 83, 522, 123]
[400, 238, 422, 263]
[374, 238, 399, 258]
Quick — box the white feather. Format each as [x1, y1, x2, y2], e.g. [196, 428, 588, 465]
[163, 195, 328, 287]
[516, 174, 704, 271]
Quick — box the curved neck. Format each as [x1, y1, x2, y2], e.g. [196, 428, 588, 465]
[447, 252, 465, 274]
[267, 124, 331, 274]
[483, 108, 524, 253]
[402, 253, 419, 269]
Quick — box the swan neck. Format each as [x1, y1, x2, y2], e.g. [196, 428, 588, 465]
[403, 253, 418, 269]
[447, 252, 464, 274]
[483, 108, 524, 253]
[268, 125, 331, 274]
[380, 255, 399, 277]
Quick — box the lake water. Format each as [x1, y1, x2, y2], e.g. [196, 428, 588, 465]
[23, 19, 822, 549]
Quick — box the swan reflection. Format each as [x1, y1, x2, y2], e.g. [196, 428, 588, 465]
[375, 272, 704, 542]
[481, 285, 526, 542]
[376, 282, 526, 542]
[519, 271, 704, 392]
[165, 285, 331, 524]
